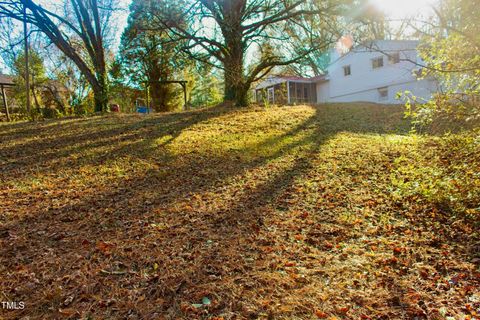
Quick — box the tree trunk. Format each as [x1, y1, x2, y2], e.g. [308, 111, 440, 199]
[31, 85, 41, 113]
[93, 87, 108, 112]
[146, 58, 174, 112]
[224, 66, 249, 107]
[150, 81, 171, 112]
[224, 80, 248, 107]
[223, 32, 248, 107]
[92, 72, 108, 112]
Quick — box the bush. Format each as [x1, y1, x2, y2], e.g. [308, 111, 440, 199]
[41, 107, 62, 119]
[391, 130, 480, 219]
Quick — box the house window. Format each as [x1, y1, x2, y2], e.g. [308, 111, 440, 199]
[372, 57, 384, 69]
[267, 87, 274, 103]
[389, 52, 400, 64]
[378, 87, 388, 100]
[343, 65, 351, 76]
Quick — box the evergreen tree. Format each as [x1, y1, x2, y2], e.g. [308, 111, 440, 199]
[119, 0, 187, 112]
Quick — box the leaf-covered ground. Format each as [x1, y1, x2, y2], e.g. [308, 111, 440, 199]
[0, 104, 479, 320]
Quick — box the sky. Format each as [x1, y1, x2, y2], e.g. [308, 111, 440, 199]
[369, 0, 437, 18]
[1, 0, 437, 73]
[114, 0, 131, 47]
[0, 0, 130, 73]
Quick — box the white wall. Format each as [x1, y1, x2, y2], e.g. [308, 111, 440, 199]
[316, 81, 330, 103]
[388, 78, 438, 103]
[316, 40, 437, 104]
[318, 78, 437, 104]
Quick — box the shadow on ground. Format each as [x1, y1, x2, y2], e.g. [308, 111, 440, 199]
[0, 104, 477, 319]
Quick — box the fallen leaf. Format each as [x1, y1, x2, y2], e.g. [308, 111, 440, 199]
[315, 310, 328, 318]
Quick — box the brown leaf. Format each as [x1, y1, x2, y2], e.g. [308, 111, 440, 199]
[315, 310, 328, 318]
[58, 308, 76, 316]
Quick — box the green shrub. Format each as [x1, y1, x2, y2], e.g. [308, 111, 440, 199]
[391, 130, 480, 219]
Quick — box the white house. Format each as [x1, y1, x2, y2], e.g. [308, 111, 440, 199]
[254, 40, 438, 105]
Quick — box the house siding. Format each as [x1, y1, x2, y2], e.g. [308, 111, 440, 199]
[255, 41, 439, 105]
[318, 40, 436, 104]
[317, 81, 330, 103]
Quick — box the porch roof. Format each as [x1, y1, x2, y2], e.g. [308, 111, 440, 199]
[255, 74, 328, 90]
[0, 74, 14, 86]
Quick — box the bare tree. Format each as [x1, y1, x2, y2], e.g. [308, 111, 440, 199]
[0, 0, 115, 112]
[0, 17, 23, 73]
[154, 0, 342, 106]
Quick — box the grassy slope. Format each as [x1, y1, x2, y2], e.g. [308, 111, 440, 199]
[0, 104, 478, 320]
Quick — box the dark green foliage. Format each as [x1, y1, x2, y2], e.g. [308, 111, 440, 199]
[118, 0, 188, 112]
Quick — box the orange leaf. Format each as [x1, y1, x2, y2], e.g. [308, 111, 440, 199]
[279, 305, 293, 312]
[315, 310, 328, 318]
[324, 242, 334, 249]
[96, 241, 114, 254]
[58, 308, 76, 316]
[337, 306, 350, 314]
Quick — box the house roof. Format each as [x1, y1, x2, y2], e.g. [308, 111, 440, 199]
[0, 74, 14, 86]
[274, 75, 312, 81]
[309, 74, 328, 82]
[44, 80, 69, 93]
[255, 40, 421, 90]
[255, 74, 328, 89]
[330, 39, 420, 65]
[349, 39, 420, 54]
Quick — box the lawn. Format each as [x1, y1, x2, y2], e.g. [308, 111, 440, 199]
[0, 104, 478, 319]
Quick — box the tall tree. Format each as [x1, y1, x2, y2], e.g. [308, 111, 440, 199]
[154, 0, 342, 106]
[0, 0, 115, 112]
[119, 0, 187, 112]
[12, 48, 47, 113]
